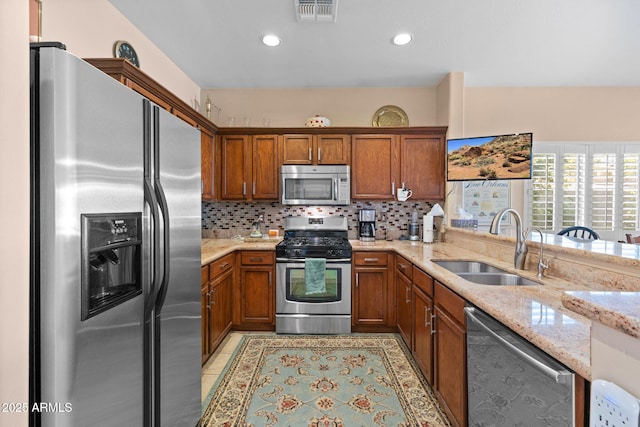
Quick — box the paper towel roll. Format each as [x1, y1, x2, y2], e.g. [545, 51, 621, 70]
[423, 215, 434, 243]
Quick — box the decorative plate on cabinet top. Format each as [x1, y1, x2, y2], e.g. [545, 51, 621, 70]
[372, 105, 409, 127]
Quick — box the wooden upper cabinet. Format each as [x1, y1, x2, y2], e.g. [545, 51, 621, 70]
[351, 134, 399, 200]
[252, 135, 279, 199]
[281, 134, 350, 165]
[201, 129, 214, 200]
[221, 135, 250, 200]
[316, 134, 350, 164]
[400, 134, 446, 200]
[220, 134, 279, 201]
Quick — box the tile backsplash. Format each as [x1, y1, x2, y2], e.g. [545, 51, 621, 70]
[202, 200, 443, 240]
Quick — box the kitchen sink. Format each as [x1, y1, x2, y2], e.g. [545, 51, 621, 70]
[456, 272, 540, 286]
[432, 260, 509, 274]
[432, 260, 540, 286]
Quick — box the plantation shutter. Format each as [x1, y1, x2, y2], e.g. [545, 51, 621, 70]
[527, 142, 640, 240]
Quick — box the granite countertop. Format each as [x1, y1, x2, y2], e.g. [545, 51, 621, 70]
[201, 237, 594, 379]
[562, 291, 640, 339]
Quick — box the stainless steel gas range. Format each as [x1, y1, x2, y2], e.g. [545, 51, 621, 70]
[275, 216, 352, 334]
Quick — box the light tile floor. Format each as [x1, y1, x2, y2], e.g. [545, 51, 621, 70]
[201, 331, 275, 402]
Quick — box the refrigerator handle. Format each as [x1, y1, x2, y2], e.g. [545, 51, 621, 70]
[143, 100, 161, 318]
[152, 106, 171, 314]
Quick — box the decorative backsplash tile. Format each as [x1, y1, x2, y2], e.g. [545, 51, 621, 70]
[202, 200, 443, 240]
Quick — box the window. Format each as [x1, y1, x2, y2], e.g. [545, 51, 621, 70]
[527, 142, 640, 241]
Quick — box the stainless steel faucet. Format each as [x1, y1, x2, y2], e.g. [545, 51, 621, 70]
[489, 208, 528, 270]
[526, 228, 549, 278]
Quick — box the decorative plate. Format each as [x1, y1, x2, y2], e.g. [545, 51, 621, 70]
[372, 105, 409, 127]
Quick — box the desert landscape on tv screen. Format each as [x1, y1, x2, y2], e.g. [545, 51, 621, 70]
[447, 134, 532, 180]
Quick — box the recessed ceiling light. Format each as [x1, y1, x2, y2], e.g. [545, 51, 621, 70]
[262, 34, 281, 47]
[392, 33, 412, 46]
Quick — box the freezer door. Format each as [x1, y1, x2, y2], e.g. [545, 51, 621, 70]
[34, 47, 145, 426]
[153, 106, 202, 426]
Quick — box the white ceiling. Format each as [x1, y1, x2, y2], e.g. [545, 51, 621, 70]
[108, 0, 640, 89]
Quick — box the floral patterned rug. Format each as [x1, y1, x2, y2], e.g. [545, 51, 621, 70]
[201, 334, 451, 427]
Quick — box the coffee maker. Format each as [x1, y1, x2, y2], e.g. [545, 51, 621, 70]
[358, 209, 376, 242]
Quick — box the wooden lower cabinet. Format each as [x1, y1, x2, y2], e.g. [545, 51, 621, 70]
[201, 253, 234, 363]
[395, 255, 413, 348]
[412, 266, 434, 385]
[433, 280, 467, 427]
[235, 251, 275, 330]
[352, 252, 392, 329]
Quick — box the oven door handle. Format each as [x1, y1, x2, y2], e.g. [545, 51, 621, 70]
[276, 257, 352, 263]
[464, 307, 573, 384]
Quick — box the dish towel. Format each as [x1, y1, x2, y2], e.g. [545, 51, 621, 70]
[304, 258, 326, 295]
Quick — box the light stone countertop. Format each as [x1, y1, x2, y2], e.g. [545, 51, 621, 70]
[201, 236, 593, 380]
[562, 291, 640, 339]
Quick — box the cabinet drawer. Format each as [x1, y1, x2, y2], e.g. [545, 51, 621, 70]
[435, 280, 466, 326]
[354, 252, 388, 266]
[240, 251, 274, 265]
[210, 253, 235, 277]
[413, 266, 433, 296]
[201, 265, 209, 286]
[395, 255, 412, 280]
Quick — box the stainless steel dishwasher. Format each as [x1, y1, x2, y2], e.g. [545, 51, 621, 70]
[465, 306, 576, 426]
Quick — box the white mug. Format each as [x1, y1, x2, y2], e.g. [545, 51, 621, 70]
[397, 188, 412, 201]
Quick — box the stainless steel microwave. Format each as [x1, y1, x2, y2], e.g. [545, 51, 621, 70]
[281, 165, 350, 205]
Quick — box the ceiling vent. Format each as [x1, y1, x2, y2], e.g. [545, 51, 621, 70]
[295, 0, 338, 23]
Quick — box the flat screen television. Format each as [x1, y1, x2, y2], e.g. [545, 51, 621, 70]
[446, 132, 533, 181]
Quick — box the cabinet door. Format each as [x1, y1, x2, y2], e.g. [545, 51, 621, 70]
[395, 269, 413, 348]
[201, 283, 210, 363]
[351, 134, 399, 200]
[353, 268, 389, 326]
[281, 134, 314, 165]
[434, 306, 467, 427]
[221, 135, 250, 200]
[252, 134, 279, 199]
[239, 266, 274, 325]
[400, 134, 446, 200]
[201, 130, 214, 200]
[210, 268, 233, 353]
[413, 286, 434, 384]
[316, 134, 350, 165]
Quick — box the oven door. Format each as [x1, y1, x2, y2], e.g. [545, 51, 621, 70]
[276, 259, 351, 315]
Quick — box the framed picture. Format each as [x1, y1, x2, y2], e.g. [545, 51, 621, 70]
[462, 181, 511, 225]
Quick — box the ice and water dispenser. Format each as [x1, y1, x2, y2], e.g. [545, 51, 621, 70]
[81, 213, 142, 320]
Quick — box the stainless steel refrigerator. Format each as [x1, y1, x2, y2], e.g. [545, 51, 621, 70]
[30, 43, 202, 427]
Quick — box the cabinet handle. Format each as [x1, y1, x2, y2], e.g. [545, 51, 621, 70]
[318, 147, 322, 161]
[430, 313, 436, 335]
[363, 257, 379, 263]
[425, 306, 431, 328]
[392, 182, 395, 196]
[405, 286, 410, 304]
[399, 263, 408, 271]
[212, 288, 217, 305]
[220, 262, 230, 269]
[355, 273, 359, 288]
[308, 147, 312, 161]
[242, 182, 246, 196]
[252, 182, 256, 195]
[201, 179, 204, 195]
[206, 291, 211, 309]
[250, 257, 263, 262]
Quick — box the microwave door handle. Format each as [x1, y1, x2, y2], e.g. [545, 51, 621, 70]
[334, 178, 338, 201]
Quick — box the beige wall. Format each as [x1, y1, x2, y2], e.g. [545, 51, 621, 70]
[1, 0, 30, 425]
[465, 87, 640, 141]
[591, 322, 640, 399]
[43, 0, 200, 107]
[202, 87, 437, 128]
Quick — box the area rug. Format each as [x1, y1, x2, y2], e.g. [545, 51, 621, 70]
[201, 334, 451, 426]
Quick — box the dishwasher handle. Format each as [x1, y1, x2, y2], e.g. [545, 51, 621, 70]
[464, 307, 573, 384]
